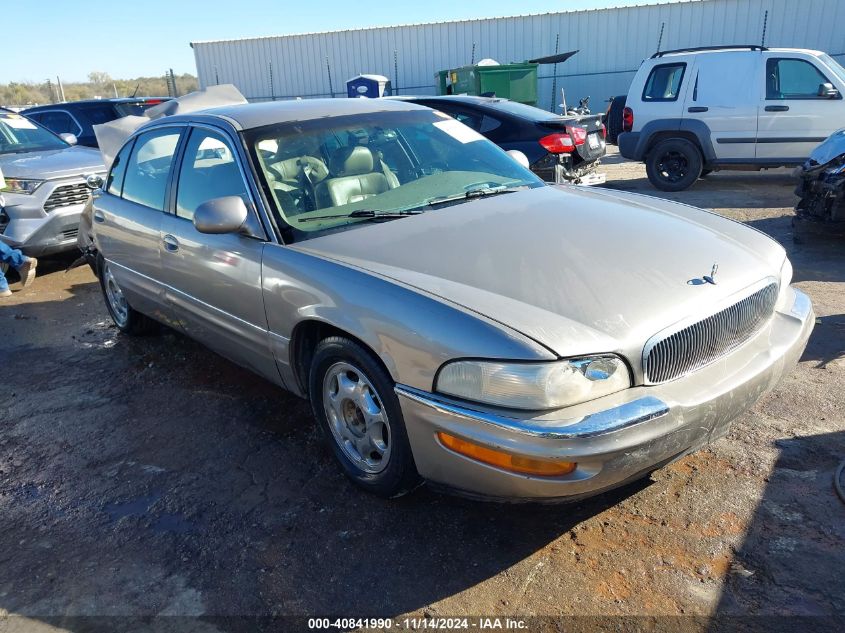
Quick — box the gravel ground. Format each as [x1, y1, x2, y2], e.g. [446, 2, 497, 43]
[1, 148, 843, 631]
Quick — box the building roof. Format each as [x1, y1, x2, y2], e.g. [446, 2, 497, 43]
[189, 0, 695, 46]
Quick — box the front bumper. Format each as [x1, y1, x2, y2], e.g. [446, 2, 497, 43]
[397, 287, 814, 501]
[1, 184, 87, 256]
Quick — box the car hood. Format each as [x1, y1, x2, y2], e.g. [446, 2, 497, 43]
[291, 185, 786, 363]
[0, 146, 105, 180]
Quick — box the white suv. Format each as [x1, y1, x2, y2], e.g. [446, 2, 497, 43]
[618, 45, 845, 191]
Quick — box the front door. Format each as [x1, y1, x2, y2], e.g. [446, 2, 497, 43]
[757, 54, 844, 161]
[158, 125, 276, 380]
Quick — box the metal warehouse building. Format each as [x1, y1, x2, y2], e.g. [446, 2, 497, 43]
[191, 0, 845, 111]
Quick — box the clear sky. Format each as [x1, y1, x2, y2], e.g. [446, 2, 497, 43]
[3, 0, 672, 83]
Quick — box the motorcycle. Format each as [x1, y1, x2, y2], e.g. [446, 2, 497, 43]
[794, 128, 845, 237]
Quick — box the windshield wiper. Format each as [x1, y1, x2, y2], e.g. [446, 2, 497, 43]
[298, 209, 424, 222]
[426, 183, 524, 207]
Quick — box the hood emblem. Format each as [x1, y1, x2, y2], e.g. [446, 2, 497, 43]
[688, 263, 719, 286]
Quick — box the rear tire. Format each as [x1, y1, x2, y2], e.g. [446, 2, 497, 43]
[97, 255, 157, 335]
[646, 138, 703, 191]
[308, 336, 421, 498]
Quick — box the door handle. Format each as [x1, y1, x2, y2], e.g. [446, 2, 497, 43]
[765, 105, 790, 112]
[162, 234, 180, 252]
[92, 210, 105, 223]
[687, 106, 709, 113]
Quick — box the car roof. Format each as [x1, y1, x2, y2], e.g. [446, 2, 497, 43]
[157, 97, 431, 131]
[398, 95, 504, 105]
[24, 98, 170, 111]
[654, 46, 825, 59]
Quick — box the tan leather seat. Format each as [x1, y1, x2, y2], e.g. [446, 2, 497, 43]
[269, 155, 329, 187]
[316, 146, 389, 208]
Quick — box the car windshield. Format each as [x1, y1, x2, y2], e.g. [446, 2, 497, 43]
[0, 111, 68, 154]
[245, 109, 543, 237]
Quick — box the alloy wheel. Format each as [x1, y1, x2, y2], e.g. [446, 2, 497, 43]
[102, 263, 129, 327]
[322, 361, 392, 474]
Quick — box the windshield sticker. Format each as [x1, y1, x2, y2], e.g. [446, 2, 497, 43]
[1, 115, 38, 130]
[433, 119, 485, 144]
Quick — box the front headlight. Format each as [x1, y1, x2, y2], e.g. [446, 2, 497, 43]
[3, 178, 45, 195]
[435, 356, 631, 410]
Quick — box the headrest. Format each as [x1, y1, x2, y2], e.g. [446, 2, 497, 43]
[330, 146, 374, 177]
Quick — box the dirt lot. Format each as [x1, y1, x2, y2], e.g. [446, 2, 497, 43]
[1, 149, 843, 631]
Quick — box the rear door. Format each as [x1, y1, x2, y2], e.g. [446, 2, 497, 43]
[158, 124, 277, 380]
[688, 52, 759, 160]
[757, 53, 845, 161]
[92, 126, 183, 320]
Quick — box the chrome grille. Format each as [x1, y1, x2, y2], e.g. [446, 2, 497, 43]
[44, 182, 89, 212]
[643, 283, 779, 384]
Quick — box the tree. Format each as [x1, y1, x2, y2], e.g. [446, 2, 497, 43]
[87, 71, 112, 85]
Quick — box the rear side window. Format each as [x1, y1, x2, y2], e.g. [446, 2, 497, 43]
[642, 63, 686, 102]
[767, 58, 832, 99]
[175, 128, 249, 221]
[31, 111, 80, 136]
[121, 128, 181, 211]
[80, 104, 120, 126]
[106, 139, 134, 196]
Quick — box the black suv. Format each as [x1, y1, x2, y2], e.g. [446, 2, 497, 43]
[23, 98, 170, 148]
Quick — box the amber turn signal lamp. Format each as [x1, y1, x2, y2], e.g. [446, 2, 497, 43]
[437, 432, 577, 477]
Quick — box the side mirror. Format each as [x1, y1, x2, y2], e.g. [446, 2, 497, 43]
[506, 149, 530, 169]
[60, 133, 78, 146]
[193, 196, 249, 234]
[818, 82, 840, 98]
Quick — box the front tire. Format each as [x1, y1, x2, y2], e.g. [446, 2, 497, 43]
[97, 255, 157, 335]
[308, 336, 421, 498]
[646, 138, 703, 191]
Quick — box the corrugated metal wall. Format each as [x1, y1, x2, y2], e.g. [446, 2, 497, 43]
[191, 0, 845, 111]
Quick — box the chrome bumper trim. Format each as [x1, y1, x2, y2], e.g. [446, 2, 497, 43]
[394, 386, 670, 439]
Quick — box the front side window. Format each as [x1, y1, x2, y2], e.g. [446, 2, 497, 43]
[0, 112, 68, 154]
[642, 63, 686, 101]
[245, 109, 542, 239]
[767, 58, 833, 99]
[121, 128, 181, 210]
[175, 128, 249, 221]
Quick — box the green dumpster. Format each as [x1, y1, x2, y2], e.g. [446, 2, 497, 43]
[439, 62, 539, 105]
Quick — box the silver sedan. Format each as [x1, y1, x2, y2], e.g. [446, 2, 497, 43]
[89, 98, 813, 500]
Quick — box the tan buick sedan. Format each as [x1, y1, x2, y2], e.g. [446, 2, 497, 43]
[89, 98, 813, 501]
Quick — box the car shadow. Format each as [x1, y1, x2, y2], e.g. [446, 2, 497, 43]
[709, 430, 845, 629]
[0, 285, 655, 623]
[799, 313, 845, 369]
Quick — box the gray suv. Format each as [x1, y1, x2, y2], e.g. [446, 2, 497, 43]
[0, 109, 105, 256]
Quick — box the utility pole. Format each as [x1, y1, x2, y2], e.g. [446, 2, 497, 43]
[166, 69, 179, 98]
[45, 78, 55, 103]
[56, 76, 66, 102]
